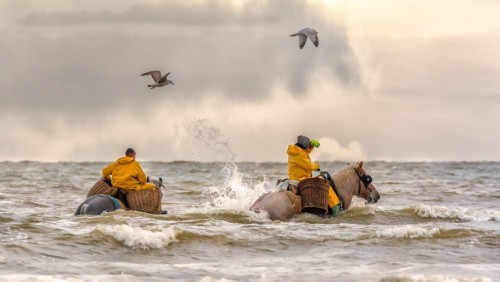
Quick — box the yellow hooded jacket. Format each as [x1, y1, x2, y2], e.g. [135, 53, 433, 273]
[102, 156, 155, 191]
[287, 144, 340, 208]
[287, 144, 319, 181]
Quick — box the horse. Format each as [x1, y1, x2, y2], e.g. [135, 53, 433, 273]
[74, 178, 165, 216]
[250, 162, 380, 220]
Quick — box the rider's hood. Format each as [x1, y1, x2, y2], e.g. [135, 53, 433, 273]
[288, 144, 305, 156]
[116, 156, 135, 164]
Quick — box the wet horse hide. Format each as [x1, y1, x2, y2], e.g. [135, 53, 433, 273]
[75, 177, 165, 216]
[250, 162, 380, 221]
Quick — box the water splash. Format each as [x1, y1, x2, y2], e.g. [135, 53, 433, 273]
[202, 163, 269, 212]
[180, 117, 236, 162]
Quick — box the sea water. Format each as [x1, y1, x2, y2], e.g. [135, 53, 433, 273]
[0, 161, 498, 281]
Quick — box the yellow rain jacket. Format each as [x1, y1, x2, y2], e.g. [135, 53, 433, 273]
[102, 156, 156, 191]
[287, 145, 340, 208]
[287, 144, 319, 181]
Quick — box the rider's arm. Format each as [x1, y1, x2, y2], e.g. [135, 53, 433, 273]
[135, 162, 147, 184]
[102, 162, 115, 181]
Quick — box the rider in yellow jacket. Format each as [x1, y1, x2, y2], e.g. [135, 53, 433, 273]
[287, 135, 341, 215]
[102, 148, 156, 191]
[287, 136, 320, 181]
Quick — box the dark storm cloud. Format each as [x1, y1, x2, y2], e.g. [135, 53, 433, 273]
[20, 1, 276, 26]
[2, 0, 361, 125]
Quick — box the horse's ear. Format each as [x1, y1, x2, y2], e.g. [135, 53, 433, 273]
[354, 161, 363, 173]
[159, 177, 163, 184]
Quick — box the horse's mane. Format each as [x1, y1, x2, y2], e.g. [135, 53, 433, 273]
[332, 163, 358, 188]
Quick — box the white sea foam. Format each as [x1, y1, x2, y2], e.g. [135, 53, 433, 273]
[413, 204, 499, 222]
[0, 231, 29, 243]
[202, 163, 268, 212]
[0, 274, 139, 282]
[95, 224, 177, 250]
[200, 276, 237, 282]
[376, 225, 440, 239]
[381, 274, 493, 282]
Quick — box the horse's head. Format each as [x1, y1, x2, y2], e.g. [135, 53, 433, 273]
[147, 177, 165, 190]
[353, 162, 380, 204]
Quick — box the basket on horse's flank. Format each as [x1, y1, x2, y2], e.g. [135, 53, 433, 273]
[298, 177, 329, 215]
[126, 189, 162, 214]
[87, 178, 117, 198]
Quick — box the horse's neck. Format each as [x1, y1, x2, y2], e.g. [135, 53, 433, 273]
[333, 170, 358, 210]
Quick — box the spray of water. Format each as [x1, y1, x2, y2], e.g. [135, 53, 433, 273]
[202, 163, 270, 212]
[181, 117, 237, 162]
[178, 116, 270, 213]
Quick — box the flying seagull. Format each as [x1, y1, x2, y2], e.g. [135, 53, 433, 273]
[141, 70, 174, 89]
[289, 28, 319, 49]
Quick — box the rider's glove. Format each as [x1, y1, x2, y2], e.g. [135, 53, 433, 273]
[310, 139, 320, 148]
[315, 163, 321, 171]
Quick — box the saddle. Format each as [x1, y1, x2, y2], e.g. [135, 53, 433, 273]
[276, 179, 300, 195]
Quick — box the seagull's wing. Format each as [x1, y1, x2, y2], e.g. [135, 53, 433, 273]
[141, 71, 162, 83]
[298, 34, 307, 49]
[157, 72, 171, 83]
[307, 32, 319, 47]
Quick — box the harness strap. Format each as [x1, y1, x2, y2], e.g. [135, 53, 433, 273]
[321, 172, 345, 212]
[329, 178, 345, 211]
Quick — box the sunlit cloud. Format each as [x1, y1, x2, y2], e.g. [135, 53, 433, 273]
[0, 0, 499, 162]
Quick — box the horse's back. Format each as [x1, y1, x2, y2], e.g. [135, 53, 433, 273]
[75, 195, 121, 216]
[250, 191, 298, 221]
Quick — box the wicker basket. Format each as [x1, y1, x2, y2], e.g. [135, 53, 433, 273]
[298, 177, 329, 215]
[87, 178, 117, 198]
[126, 188, 162, 214]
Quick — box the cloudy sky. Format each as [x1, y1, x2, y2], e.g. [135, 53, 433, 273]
[1, 0, 499, 162]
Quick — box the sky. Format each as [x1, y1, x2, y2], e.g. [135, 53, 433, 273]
[1, 0, 499, 162]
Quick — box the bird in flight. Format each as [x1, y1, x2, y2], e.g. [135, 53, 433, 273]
[141, 71, 174, 89]
[289, 28, 319, 49]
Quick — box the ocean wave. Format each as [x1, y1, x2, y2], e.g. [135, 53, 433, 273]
[0, 274, 142, 282]
[380, 274, 493, 282]
[94, 224, 177, 250]
[376, 225, 441, 239]
[413, 204, 499, 222]
[200, 277, 237, 282]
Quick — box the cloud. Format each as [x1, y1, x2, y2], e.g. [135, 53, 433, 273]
[2, 0, 362, 117]
[19, 1, 275, 26]
[1, 0, 499, 162]
[313, 138, 366, 162]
